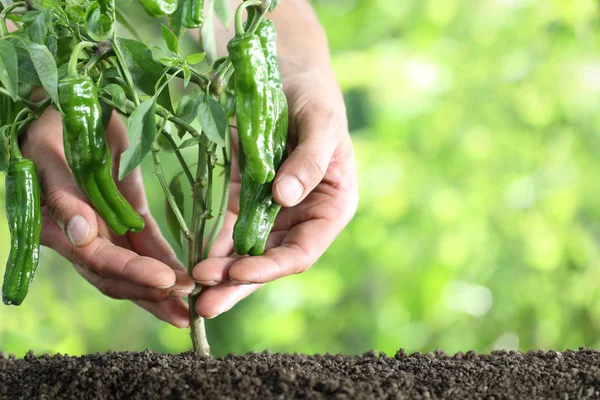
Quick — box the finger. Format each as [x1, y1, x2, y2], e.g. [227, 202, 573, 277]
[135, 299, 190, 329]
[228, 218, 339, 284]
[193, 230, 287, 284]
[207, 210, 237, 258]
[22, 108, 98, 247]
[195, 283, 263, 319]
[273, 104, 342, 207]
[74, 264, 194, 302]
[41, 209, 180, 289]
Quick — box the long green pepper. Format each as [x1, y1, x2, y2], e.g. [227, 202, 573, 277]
[59, 76, 145, 235]
[182, 0, 204, 28]
[138, 0, 178, 16]
[233, 19, 289, 256]
[2, 129, 42, 306]
[228, 34, 275, 185]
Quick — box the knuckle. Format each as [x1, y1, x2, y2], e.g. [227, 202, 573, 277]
[297, 151, 328, 185]
[44, 188, 71, 221]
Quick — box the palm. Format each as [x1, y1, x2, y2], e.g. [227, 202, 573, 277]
[192, 72, 358, 317]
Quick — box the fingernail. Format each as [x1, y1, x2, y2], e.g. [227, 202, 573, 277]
[275, 176, 303, 205]
[66, 215, 90, 246]
[195, 280, 219, 286]
[167, 289, 193, 299]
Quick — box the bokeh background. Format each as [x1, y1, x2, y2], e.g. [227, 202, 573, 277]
[2, 0, 600, 357]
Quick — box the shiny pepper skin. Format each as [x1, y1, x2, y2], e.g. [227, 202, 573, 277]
[182, 0, 204, 28]
[2, 158, 42, 305]
[233, 19, 289, 256]
[228, 34, 275, 185]
[138, 0, 178, 16]
[59, 76, 145, 235]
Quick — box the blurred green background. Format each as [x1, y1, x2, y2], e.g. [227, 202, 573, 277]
[2, 0, 600, 357]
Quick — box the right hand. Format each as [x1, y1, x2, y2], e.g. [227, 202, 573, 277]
[20, 107, 195, 328]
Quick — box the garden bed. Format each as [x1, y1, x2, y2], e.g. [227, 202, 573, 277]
[1, 348, 599, 399]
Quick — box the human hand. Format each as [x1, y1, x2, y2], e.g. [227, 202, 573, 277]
[21, 108, 195, 328]
[192, 7, 359, 317]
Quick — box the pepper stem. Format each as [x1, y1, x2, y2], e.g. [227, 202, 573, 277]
[234, 0, 263, 37]
[67, 42, 96, 77]
[0, 1, 25, 36]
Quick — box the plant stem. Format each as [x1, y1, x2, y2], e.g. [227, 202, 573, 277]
[0, 1, 24, 36]
[203, 146, 230, 259]
[68, 42, 96, 77]
[188, 144, 211, 356]
[151, 143, 192, 241]
[234, 0, 262, 37]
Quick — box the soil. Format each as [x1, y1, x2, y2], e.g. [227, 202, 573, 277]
[1, 348, 600, 399]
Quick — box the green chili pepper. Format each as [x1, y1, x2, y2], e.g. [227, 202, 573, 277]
[182, 0, 204, 28]
[59, 76, 145, 235]
[2, 138, 42, 306]
[138, 0, 178, 16]
[228, 34, 275, 185]
[268, 0, 279, 11]
[233, 19, 288, 256]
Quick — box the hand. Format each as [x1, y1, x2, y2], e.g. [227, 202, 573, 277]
[191, 66, 359, 318]
[21, 108, 195, 328]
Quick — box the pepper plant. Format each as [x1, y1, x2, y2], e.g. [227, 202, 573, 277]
[0, 0, 287, 356]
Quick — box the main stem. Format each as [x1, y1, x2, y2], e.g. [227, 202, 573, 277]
[188, 145, 211, 355]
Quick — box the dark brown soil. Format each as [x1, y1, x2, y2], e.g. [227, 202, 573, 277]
[1, 348, 600, 399]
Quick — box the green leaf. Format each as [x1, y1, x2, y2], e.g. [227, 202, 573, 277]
[176, 93, 203, 123]
[22, 10, 52, 44]
[161, 24, 179, 54]
[119, 97, 157, 180]
[182, 65, 191, 88]
[214, 0, 232, 27]
[25, 41, 58, 105]
[168, 0, 184, 38]
[115, 37, 173, 113]
[0, 40, 19, 101]
[102, 83, 127, 113]
[8, 37, 40, 86]
[28, 0, 68, 22]
[85, 2, 114, 42]
[165, 174, 185, 252]
[185, 52, 205, 65]
[198, 96, 226, 146]
[178, 136, 202, 149]
[157, 57, 180, 68]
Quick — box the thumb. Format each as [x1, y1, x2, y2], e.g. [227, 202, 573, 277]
[273, 105, 341, 207]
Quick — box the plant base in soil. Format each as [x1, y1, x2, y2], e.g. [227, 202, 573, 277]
[1, 348, 599, 399]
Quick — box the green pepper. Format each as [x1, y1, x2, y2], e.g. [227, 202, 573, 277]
[182, 0, 204, 28]
[228, 34, 275, 185]
[233, 19, 288, 256]
[138, 0, 178, 16]
[268, 0, 279, 12]
[59, 76, 145, 236]
[2, 152, 42, 306]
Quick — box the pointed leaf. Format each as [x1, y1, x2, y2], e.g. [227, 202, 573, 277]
[0, 40, 19, 101]
[25, 41, 58, 105]
[119, 97, 157, 180]
[22, 10, 52, 44]
[198, 96, 226, 146]
[161, 24, 179, 54]
[102, 83, 127, 113]
[176, 93, 203, 123]
[178, 136, 202, 149]
[182, 65, 191, 88]
[165, 174, 185, 251]
[115, 37, 173, 112]
[185, 52, 205, 65]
